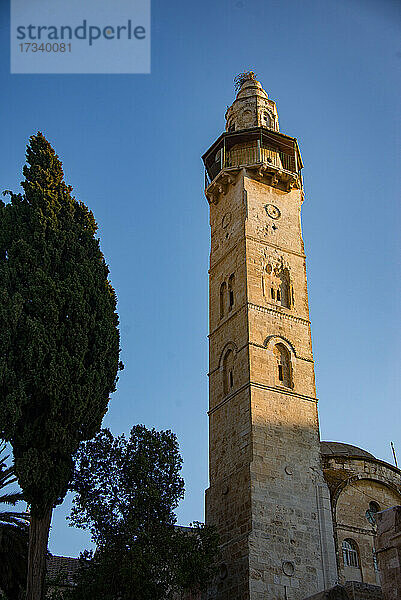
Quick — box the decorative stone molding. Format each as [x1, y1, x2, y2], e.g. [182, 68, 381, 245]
[248, 302, 310, 326]
[264, 334, 297, 357]
[331, 474, 401, 517]
[208, 380, 319, 416]
[205, 168, 241, 204]
[205, 164, 300, 205]
[245, 234, 306, 259]
[250, 341, 313, 364]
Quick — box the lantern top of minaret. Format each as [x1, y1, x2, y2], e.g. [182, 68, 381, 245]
[225, 71, 279, 133]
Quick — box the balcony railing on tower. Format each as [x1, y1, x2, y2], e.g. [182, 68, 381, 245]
[203, 127, 303, 189]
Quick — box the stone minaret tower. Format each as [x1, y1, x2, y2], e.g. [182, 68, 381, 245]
[202, 73, 337, 600]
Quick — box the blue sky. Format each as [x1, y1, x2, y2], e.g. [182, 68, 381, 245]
[1, 0, 400, 557]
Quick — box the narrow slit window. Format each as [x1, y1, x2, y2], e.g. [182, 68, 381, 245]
[228, 274, 235, 310]
[373, 548, 379, 572]
[271, 288, 275, 299]
[223, 349, 235, 395]
[279, 268, 291, 308]
[220, 282, 227, 319]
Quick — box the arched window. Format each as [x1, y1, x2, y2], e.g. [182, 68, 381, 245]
[273, 343, 292, 387]
[228, 274, 235, 311]
[223, 349, 235, 395]
[262, 111, 271, 128]
[366, 501, 380, 525]
[220, 282, 227, 319]
[342, 539, 359, 568]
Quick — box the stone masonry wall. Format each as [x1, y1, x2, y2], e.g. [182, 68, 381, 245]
[244, 174, 337, 598]
[375, 506, 401, 600]
[207, 174, 253, 599]
[205, 167, 338, 600]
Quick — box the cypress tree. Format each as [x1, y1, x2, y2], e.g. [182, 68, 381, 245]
[0, 133, 121, 599]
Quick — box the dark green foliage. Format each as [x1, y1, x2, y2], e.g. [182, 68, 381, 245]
[0, 441, 29, 599]
[67, 426, 219, 600]
[0, 132, 121, 518]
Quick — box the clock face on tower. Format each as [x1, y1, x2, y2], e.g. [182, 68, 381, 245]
[265, 204, 281, 219]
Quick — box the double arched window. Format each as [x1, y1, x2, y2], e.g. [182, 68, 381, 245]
[342, 539, 360, 568]
[265, 265, 293, 309]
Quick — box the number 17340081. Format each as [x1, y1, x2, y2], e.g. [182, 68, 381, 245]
[19, 42, 72, 52]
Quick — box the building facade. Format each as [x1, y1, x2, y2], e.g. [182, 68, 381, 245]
[202, 73, 401, 600]
[321, 442, 401, 589]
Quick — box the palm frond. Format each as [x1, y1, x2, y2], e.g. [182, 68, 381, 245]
[0, 439, 27, 525]
[0, 510, 29, 524]
[0, 440, 28, 598]
[0, 469, 18, 488]
[0, 491, 24, 505]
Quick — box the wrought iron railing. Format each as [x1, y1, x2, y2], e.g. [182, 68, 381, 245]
[205, 143, 296, 187]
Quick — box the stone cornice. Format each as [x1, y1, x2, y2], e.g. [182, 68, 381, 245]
[205, 168, 242, 205]
[248, 341, 314, 363]
[209, 339, 313, 377]
[205, 164, 301, 205]
[249, 381, 317, 403]
[209, 302, 310, 340]
[209, 238, 244, 273]
[208, 381, 318, 415]
[208, 341, 249, 376]
[323, 455, 401, 478]
[248, 302, 311, 326]
[209, 236, 306, 274]
[336, 523, 375, 537]
[245, 234, 306, 259]
[208, 338, 313, 376]
[208, 303, 247, 339]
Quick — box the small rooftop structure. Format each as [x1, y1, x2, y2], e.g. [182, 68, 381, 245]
[46, 555, 81, 588]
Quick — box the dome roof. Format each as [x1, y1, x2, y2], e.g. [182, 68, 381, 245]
[320, 441, 375, 459]
[236, 78, 268, 100]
